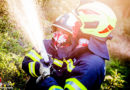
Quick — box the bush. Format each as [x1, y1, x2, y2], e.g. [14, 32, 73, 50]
[0, 22, 31, 89]
[0, 52, 27, 88]
[101, 69, 125, 89]
[0, 1, 31, 89]
[101, 58, 129, 90]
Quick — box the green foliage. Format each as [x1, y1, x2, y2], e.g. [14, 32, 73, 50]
[106, 58, 127, 75]
[0, 52, 28, 88]
[0, 22, 30, 89]
[0, 16, 13, 33]
[101, 69, 125, 89]
[0, 1, 31, 89]
[101, 59, 129, 90]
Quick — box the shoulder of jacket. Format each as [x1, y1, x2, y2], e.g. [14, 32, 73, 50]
[78, 52, 104, 61]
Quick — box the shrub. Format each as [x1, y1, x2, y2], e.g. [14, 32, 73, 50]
[101, 58, 128, 90]
[0, 1, 31, 88]
[101, 69, 125, 89]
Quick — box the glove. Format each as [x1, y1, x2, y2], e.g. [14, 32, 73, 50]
[39, 59, 50, 76]
[36, 59, 50, 84]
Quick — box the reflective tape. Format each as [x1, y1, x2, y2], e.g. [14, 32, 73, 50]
[66, 81, 81, 90]
[28, 62, 38, 77]
[65, 78, 87, 90]
[64, 59, 75, 72]
[26, 50, 42, 62]
[31, 50, 42, 59]
[49, 85, 64, 90]
[53, 59, 63, 67]
[52, 58, 75, 72]
[64, 84, 76, 90]
[98, 25, 113, 34]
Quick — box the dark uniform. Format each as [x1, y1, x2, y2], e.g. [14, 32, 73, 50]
[22, 36, 110, 90]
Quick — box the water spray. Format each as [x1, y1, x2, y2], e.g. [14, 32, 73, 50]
[6, 0, 49, 63]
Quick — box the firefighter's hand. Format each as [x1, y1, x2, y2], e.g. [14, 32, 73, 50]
[36, 59, 51, 84]
[39, 59, 50, 77]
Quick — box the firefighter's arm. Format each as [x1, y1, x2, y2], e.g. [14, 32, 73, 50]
[22, 50, 44, 77]
[37, 58, 88, 90]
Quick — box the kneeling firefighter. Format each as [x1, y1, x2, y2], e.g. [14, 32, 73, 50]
[22, 1, 117, 90]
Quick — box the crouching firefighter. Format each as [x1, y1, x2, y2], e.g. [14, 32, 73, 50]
[22, 1, 117, 90]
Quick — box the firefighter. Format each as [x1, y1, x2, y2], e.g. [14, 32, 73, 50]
[22, 1, 117, 90]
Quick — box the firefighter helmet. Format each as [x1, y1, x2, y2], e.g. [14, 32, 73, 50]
[52, 1, 117, 38]
[52, 13, 78, 34]
[77, 1, 117, 37]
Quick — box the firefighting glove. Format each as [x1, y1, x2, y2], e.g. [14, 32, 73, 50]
[36, 59, 50, 84]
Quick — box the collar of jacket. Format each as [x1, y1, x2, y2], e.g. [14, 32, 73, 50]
[88, 36, 110, 60]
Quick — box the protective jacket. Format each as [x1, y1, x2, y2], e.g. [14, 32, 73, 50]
[22, 36, 110, 90]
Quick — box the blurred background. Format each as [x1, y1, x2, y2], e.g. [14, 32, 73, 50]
[0, 0, 130, 89]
